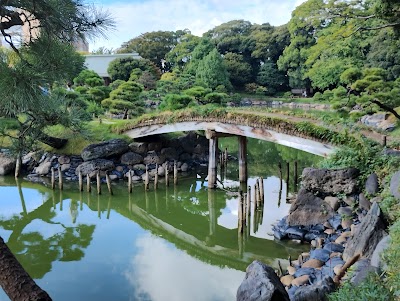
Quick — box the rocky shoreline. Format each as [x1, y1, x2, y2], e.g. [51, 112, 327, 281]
[0, 132, 212, 185]
[237, 167, 395, 301]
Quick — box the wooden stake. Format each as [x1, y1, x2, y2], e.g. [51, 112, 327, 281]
[78, 170, 83, 192]
[106, 172, 113, 195]
[154, 164, 158, 190]
[259, 177, 264, 204]
[286, 162, 290, 189]
[51, 167, 55, 190]
[96, 171, 101, 195]
[238, 190, 243, 233]
[382, 135, 387, 147]
[86, 174, 91, 193]
[174, 161, 178, 185]
[58, 166, 63, 190]
[145, 165, 149, 191]
[224, 147, 228, 163]
[128, 170, 132, 193]
[294, 161, 298, 190]
[165, 163, 169, 186]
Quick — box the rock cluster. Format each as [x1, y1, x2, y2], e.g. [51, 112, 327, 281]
[18, 132, 210, 185]
[239, 167, 390, 301]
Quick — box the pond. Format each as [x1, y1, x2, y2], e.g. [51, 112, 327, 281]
[0, 138, 322, 301]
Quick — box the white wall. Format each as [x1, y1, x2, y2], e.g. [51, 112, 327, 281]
[84, 53, 141, 77]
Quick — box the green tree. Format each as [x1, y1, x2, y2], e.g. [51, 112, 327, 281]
[165, 34, 201, 70]
[184, 38, 215, 75]
[159, 94, 194, 111]
[277, 0, 326, 89]
[195, 49, 232, 91]
[256, 61, 288, 93]
[119, 30, 189, 71]
[101, 81, 144, 118]
[107, 57, 161, 82]
[223, 52, 253, 89]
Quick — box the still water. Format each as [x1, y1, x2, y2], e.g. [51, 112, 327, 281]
[0, 138, 321, 301]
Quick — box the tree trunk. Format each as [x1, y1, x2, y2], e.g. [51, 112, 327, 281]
[38, 133, 68, 149]
[0, 236, 52, 301]
[14, 152, 21, 178]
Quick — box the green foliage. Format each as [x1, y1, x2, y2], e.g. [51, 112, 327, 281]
[101, 81, 144, 117]
[256, 62, 288, 94]
[204, 92, 227, 105]
[328, 274, 393, 301]
[74, 69, 102, 86]
[107, 57, 161, 82]
[159, 94, 195, 110]
[223, 52, 254, 88]
[109, 79, 125, 90]
[183, 86, 211, 101]
[195, 49, 232, 91]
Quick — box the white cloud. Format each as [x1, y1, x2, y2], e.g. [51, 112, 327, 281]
[89, 0, 306, 51]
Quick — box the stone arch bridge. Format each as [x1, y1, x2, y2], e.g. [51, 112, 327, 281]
[121, 113, 337, 188]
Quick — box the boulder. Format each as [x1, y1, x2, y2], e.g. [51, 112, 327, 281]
[237, 260, 290, 301]
[75, 159, 115, 176]
[58, 155, 71, 165]
[359, 193, 371, 211]
[161, 147, 178, 160]
[157, 165, 165, 176]
[143, 151, 165, 165]
[343, 202, 387, 261]
[301, 168, 359, 195]
[0, 153, 16, 175]
[365, 173, 379, 195]
[324, 197, 340, 211]
[371, 235, 390, 271]
[181, 162, 189, 172]
[129, 142, 148, 155]
[349, 259, 378, 285]
[291, 276, 335, 301]
[120, 152, 143, 165]
[287, 189, 334, 227]
[390, 171, 400, 200]
[34, 161, 52, 175]
[81, 139, 129, 161]
[147, 142, 163, 152]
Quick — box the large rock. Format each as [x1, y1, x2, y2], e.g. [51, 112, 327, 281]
[371, 235, 390, 271]
[365, 173, 379, 195]
[81, 139, 129, 161]
[390, 171, 400, 200]
[301, 168, 359, 195]
[343, 202, 387, 261]
[143, 151, 165, 165]
[287, 189, 334, 227]
[0, 153, 16, 175]
[128, 142, 148, 155]
[161, 147, 178, 160]
[34, 161, 52, 175]
[361, 113, 396, 131]
[237, 260, 290, 301]
[120, 152, 143, 165]
[291, 276, 335, 301]
[75, 159, 115, 176]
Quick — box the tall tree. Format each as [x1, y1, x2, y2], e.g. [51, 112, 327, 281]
[119, 30, 189, 72]
[195, 49, 232, 91]
[107, 57, 161, 82]
[165, 34, 201, 70]
[277, 0, 326, 89]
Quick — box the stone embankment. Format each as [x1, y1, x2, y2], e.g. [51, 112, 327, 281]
[0, 132, 211, 185]
[237, 167, 398, 301]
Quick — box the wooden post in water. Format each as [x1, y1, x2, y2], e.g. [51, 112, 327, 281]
[238, 190, 244, 234]
[259, 177, 264, 204]
[207, 132, 218, 189]
[128, 170, 132, 193]
[106, 172, 113, 195]
[294, 161, 298, 190]
[165, 163, 169, 186]
[174, 161, 178, 185]
[154, 164, 158, 190]
[51, 167, 55, 190]
[58, 166, 63, 190]
[382, 135, 387, 147]
[238, 136, 248, 184]
[96, 171, 101, 195]
[78, 170, 83, 192]
[224, 148, 228, 165]
[145, 165, 149, 191]
[286, 162, 290, 191]
[86, 174, 91, 193]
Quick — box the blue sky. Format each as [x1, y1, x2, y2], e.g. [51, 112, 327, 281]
[89, 0, 306, 51]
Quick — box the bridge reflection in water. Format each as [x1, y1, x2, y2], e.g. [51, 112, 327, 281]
[0, 138, 319, 300]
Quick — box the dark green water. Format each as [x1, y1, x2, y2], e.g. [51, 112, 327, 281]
[0, 138, 321, 301]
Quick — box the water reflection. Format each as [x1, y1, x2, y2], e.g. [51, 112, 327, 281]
[126, 234, 243, 301]
[0, 138, 321, 300]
